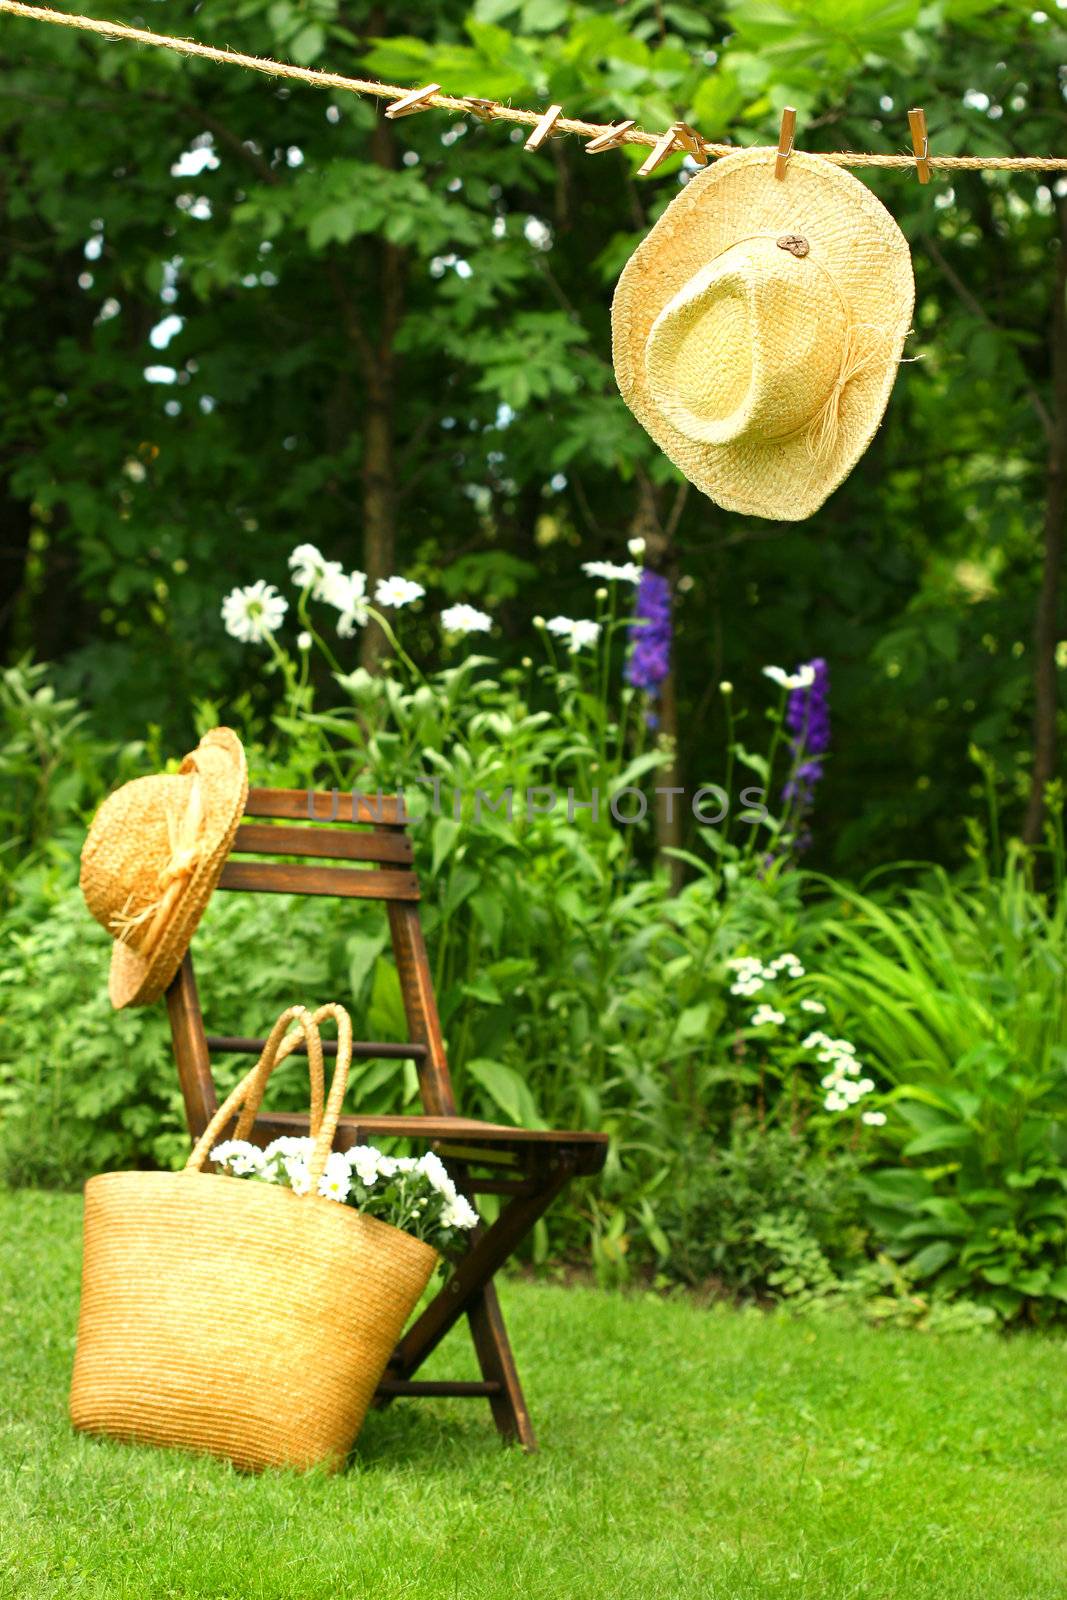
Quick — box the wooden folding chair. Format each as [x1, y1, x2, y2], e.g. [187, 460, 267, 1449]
[166, 786, 608, 1451]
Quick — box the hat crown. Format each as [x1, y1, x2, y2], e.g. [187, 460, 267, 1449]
[644, 234, 850, 448]
[80, 772, 196, 936]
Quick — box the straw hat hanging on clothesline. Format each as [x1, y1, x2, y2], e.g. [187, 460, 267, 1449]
[611, 148, 915, 521]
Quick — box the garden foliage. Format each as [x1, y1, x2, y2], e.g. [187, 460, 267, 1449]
[3, 582, 1066, 1326]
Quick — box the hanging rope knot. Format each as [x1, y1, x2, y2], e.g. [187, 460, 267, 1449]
[108, 776, 205, 954]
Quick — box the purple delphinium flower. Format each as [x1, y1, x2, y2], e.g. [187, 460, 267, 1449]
[626, 569, 672, 698]
[625, 569, 672, 729]
[782, 658, 830, 846]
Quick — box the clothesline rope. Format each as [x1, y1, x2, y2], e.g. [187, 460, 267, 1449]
[2, 0, 1067, 175]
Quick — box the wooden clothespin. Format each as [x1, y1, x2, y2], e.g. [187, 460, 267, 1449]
[384, 83, 441, 120]
[672, 122, 708, 166]
[907, 107, 931, 184]
[462, 96, 498, 123]
[774, 107, 796, 180]
[637, 124, 681, 178]
[585, 119, 636, 155]
[525, 103, 564, 152]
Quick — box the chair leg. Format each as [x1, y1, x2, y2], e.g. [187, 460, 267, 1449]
[467, 1281, 537, 1451]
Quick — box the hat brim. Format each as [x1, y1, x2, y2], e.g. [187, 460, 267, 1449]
[108, 729, 248, 1008]
[611, 148, 915, 521]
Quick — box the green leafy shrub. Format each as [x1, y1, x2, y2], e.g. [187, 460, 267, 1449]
[653, 1121, 867, 1297]
[813, 849, 1067, 1323]
[0, 659, 147, 914]
[0, 888, 357, 1188]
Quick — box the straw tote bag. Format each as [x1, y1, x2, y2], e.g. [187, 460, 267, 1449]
[70, 1003, 439, 1472]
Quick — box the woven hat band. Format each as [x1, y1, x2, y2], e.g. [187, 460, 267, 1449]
[643, 235, 849, 446]
[107, 774, 206, 956]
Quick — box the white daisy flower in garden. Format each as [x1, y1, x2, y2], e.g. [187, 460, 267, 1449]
[581, 560, 642, 584]
[441, 602, 492, 635]
[546, 615, 602, 653]
[726, 956, 763, 974]
[751, 1004, 786, 1027]
[627, 536, 646, 558]
[322, 569, 369, 637]
[288, 542, 343, 599]
[221, 580, 287, 643]
[862, 1110, 887, 1126]
[824, 1090, 849, 1112]
[800, 999, 827, 1014]
[375, 575, 425, 608]
[803, 1031, 831, 1049]
[762, 664, 817, 692]
[296, 631, 312, 651]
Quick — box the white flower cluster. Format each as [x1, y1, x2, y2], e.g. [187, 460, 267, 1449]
[726, 952, 806, 997]
[209, 1137, 479, 1235]
[802, 1032, 882, 1120]
[221, 542, 490, 646]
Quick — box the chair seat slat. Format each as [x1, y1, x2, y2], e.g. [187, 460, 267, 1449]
[232, 823, 413, 865]
[217, 860, 420, 901]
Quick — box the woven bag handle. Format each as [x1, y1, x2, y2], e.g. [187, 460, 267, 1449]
[185, 1003, 353, 1196]
[231, 1008, 326, 1142]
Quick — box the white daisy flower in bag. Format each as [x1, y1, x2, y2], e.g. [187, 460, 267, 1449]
[318, 1150, 352, 1202]
[346, 1145, 380, 1187]
[210, 1139, 264, 1177]
[418, 1150, 457, 1202]
[441, 1194, 479, 1231]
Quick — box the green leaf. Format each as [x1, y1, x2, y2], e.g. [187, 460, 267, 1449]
[902, 1124, 974, 1157]
[431, 817, 461, 877]
[346, 931, 387, 1002]
[908, 1239, 956, 1279]
[467, 1057, 544, 1128]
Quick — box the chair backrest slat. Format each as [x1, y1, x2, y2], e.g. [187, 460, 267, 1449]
[217, 860, 420, 901]
[245, 786, 407, 826]
[232, 822, 413, 865]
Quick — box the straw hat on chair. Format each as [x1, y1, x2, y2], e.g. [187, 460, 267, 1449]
[80, 728, 248, 1009]
[611, 148, 915, 521]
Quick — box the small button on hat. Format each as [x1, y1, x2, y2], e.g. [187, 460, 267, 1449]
[80, 727, 248, 1008]
[611, 148, 915, 521]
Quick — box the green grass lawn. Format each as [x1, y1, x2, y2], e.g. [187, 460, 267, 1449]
[3, 1190, 1067, 1600]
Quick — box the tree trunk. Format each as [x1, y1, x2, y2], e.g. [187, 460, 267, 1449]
[358, 107, 405, 674]
[360, 358, 396, 672]
[1022, 193, 1067, 845]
